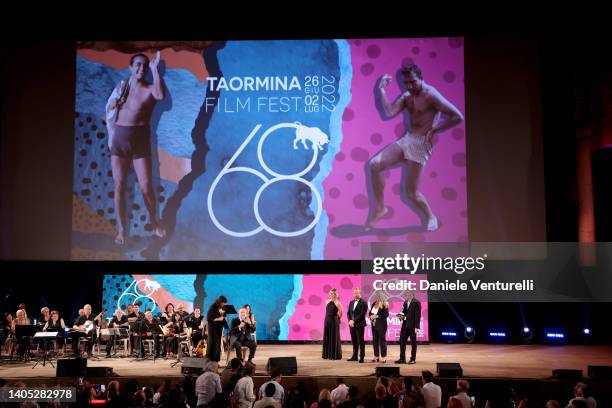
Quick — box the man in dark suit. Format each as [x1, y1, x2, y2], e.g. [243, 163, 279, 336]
[229, 308, 256, 362]
[395, 290, 421, 364]
[346, 288, 367, 363]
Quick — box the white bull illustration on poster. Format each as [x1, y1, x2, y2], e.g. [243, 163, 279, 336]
[293, 121, 329, 151]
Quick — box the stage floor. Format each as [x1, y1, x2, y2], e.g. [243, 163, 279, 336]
[2, 344, 612, 380]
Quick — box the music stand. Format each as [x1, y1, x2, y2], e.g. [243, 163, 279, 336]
[169, 318, 193, 368]
[131, 320, 160, 363]
[32, 332, 58, 368]
[101, 328, 120, 357]
[14, 325, 37, 362]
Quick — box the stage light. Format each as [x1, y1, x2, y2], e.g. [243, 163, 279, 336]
[545, 332, 565, 343]
[441, 330, 458, 343]
[488, 331, 507, 337]
[463, 326, 476, 343]
[582, 328, 592, 345]
[521, 327, 534, 344]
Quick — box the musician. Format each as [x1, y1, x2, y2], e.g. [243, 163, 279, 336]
[105, 308, 128, 358]
[176, 303, 188, 319]
[14, 309, 32, 359]
[39, 307, 51, 326]
[35, 307, 51, 348]
[131, 303, 144, 319]
[188, 307, 207, 348]
[136, 310, 162, 358]
[206, 296, 228, 362]
[229, 308, 257, 363]
[160, 303, 179, 357]
[127, 304, 144, 353]
[18, 303, 28, 321]
[244, 304, 256, 328]
[71, 304, 102, 357]
[126, 304, 135, 319]
[43, 310, 66, 352]
[0, 312, 13, 347]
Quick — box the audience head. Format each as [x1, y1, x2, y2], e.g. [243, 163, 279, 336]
[265, 382, 276, 398]
[375, 383, 386, 399]
[271, 368, 282, 382]
[422, 370, 434, 383]
[229, 357, 242, 370]
[205, 361, 218, 373]
[336, 377, 345, 385]
[456, 379, 470, 393]
[318, 388, 332, 402]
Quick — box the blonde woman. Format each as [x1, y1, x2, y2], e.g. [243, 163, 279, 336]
[369, 291, 389, 363]
[322, 289, 343, 360]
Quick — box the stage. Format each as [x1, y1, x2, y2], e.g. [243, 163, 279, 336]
[2, 343, 612, 380]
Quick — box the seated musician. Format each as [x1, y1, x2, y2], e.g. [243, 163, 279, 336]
[127, 303, 144, 353]
[175, 303, 188, 320]
[136, 310, 162, 358]
[71, 304, 102, 357]
[42, 310, 66, 353]
[229, 308, 257, 363]
[188, 307, 207, 348]
[39, 307, 51, 326]
[105, 308, 128, 358]
[160, 303, 179, 358]
[0, 312, 13, 348]
[14, 309, 32, 359]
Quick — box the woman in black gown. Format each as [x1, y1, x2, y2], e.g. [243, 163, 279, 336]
[206, 296, 228, 362]
[322, 288, 343, 360]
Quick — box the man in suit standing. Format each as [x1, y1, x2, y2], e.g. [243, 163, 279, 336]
[346, 288, 367, 363]
[396, 289, 421, 364]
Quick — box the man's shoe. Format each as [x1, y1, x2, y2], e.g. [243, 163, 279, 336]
[346, 357, 358, 361]
[394, 359, 406, 364]
[358, 359, 364, 363]
[408, 359, 416, 364]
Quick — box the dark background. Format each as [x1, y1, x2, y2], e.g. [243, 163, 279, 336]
[1, 13, 610, 344]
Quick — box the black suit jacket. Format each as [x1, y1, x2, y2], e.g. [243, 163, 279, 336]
[400, 298, 421, 331]
[229, 318, 254, 347]
[347, 298, 367, 328]
[369, 302, 389, 331]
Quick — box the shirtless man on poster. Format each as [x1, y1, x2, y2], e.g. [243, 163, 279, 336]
[106, 51, 166, 244]
[365, 64, 464, 231]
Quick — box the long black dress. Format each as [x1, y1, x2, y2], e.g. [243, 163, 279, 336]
[206, 305, 225, 362]
[322, 301, 342, 360]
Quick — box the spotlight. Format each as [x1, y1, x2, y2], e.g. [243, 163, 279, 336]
[583, 328, 592, 345]
[521, 327, 534, 344]
[488, 331, 507, 337]
[464, 326, 476, 343]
